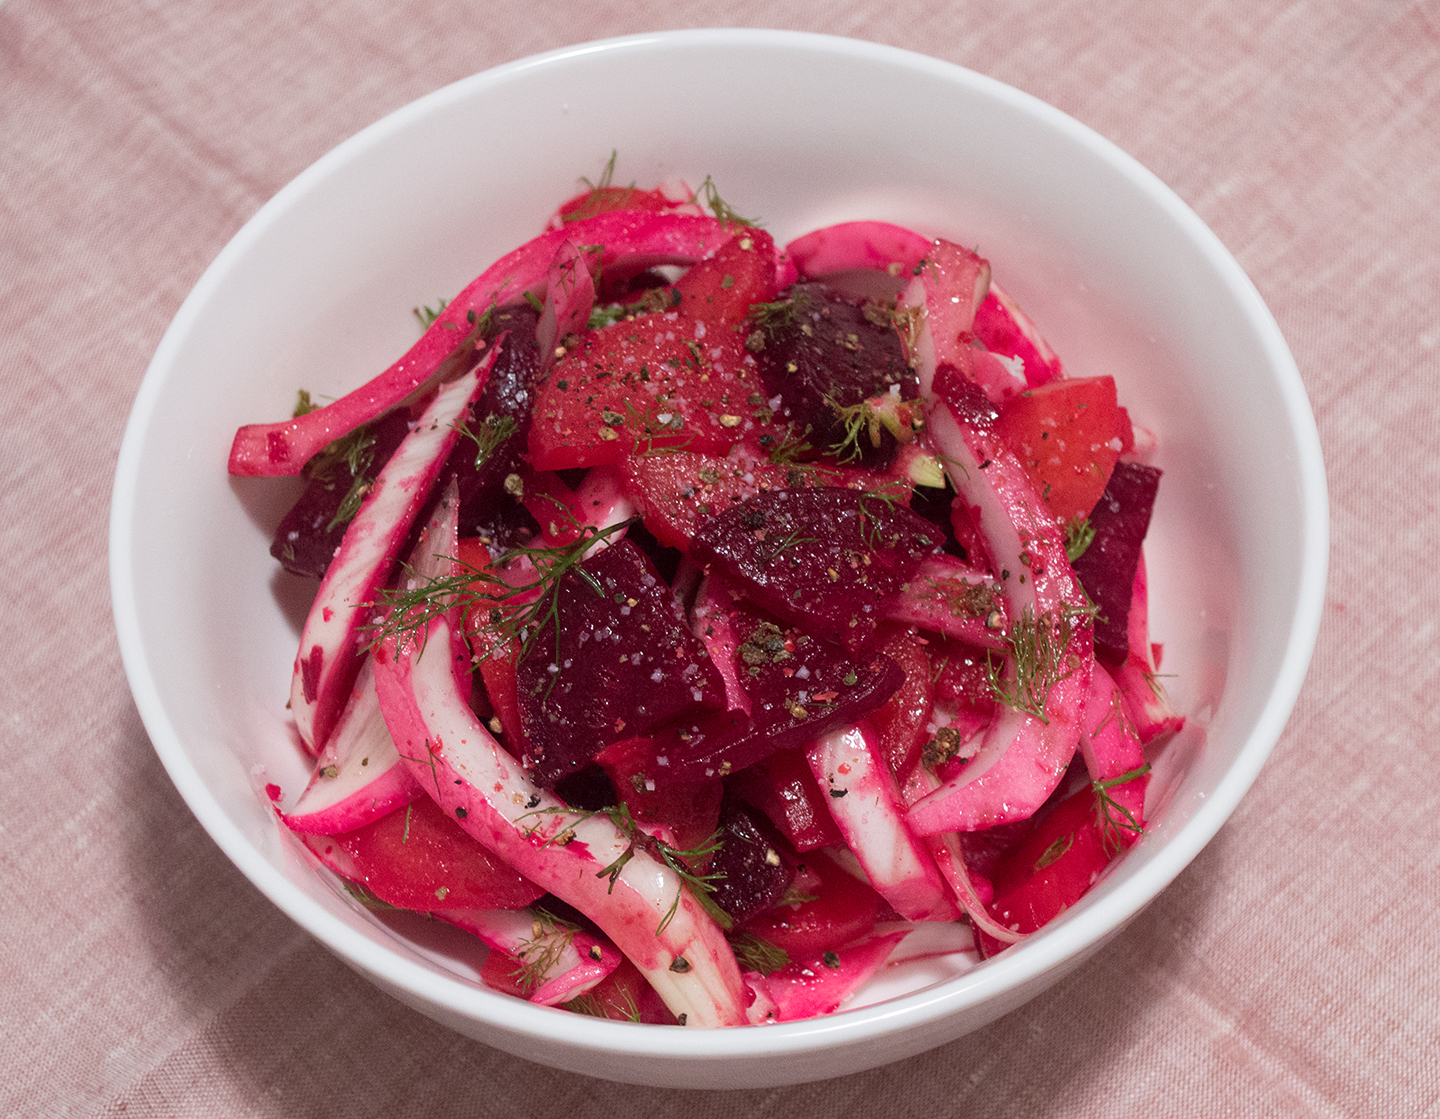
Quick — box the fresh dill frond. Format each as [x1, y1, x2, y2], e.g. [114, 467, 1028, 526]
[580, 149, 618, 192]
[827, 398, 878, 463]
[1141, 669, 1177, 700]
[1065, 515, 1096, 562]
[564, 987, 641, 1022]
[1092, 763, 1151, 853]
[761, 526, 818, 567]
[747, 289, 811, 340]
[984, 601, 1095, 724]
[340, 880, 400, 911]
[302, 422, 381, 532]
[454, 413, 519, 470]
[695, 174, 758, 228]
[293, 389, 319, 417]
[366, 516, 636, 664]
[728, 931, 791, 976]
[511, 907, 581, 993]
[519, 802, 728, 935]
[1033, 831, 1074, 871]
[413, 298, 450, 330]
[762, 425, 816, 469]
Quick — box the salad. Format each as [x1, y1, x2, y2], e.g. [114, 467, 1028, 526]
[232, 171, 1184, 1028]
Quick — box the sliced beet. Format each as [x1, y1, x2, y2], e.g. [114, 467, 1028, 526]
[729, 748, 845, 852]
[515, 539, 726, 786]
[310, 794, 543, 912]
[449, 304, 542, 536]
[594, 734, 723, 854]
[1071, 462, 1161, 666]
[638, 604, 905, 782]
[689, 487, 941, 655]
[551, 766, 618, 812]
[708, 796, 795, 925]
[750, 282, 917, 468]
[270, 410, 411, 578]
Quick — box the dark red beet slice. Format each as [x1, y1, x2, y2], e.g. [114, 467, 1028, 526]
[708, 796, 795, 926]
[1071, 462, 1161, 666]
[750, 282, 917, 468]
[637, 605, 905, 782]
[270, 410, 411, 578]
[689, 487, 941, 655]
[312, 795, 543, 911]
[515, 539, 726, 786]
[447, 305, 542, 539]
[729, 748, 845, 852]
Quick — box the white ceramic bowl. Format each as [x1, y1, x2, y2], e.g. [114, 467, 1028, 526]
[110, 30, 1327, 1088]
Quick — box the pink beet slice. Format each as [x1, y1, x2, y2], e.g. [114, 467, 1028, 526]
[689, 487, 942, 655]
[1071, 461, 1161, 666]
[301, 793, 543, 912]
[514, 539, 726, 786]
[672, 228, 781, 327]
[229, 210, 728, 476]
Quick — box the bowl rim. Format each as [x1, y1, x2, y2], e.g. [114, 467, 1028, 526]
[109, 27, 1328, 1063]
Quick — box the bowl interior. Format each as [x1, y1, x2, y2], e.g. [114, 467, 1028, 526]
[111, 30, 1325, 1087]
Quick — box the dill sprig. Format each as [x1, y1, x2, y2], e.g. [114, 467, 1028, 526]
[1142, 669, 1177, 700]
[561, 150, 640, 224]
[747, 289, 812, 340]
[366, 517, 637, 664]
[827, 398, 878, 463]
[454, 413, 519, 470]
[564, 987, 641, 1022]
[984, 602, 1094, 724]
[581, 149, 618, 192]
[511, 907, 581, 993]
[694, 174, 758, 228]
[761, 526, 818, 567]
[762, 426, 817, 470]
[1092, 763, 1151, 853]
[296, 418, 382, 532]
[413, 298, 450, 330]
[1065, 515, 1096, 562]
[520, 802, 729, 935]
[728, 931, 791, 976]
[854, 482, 913, 549]
[340, 880, 400, 910]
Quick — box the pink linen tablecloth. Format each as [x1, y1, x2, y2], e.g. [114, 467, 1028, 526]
[2, 1, 1436, 1115]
